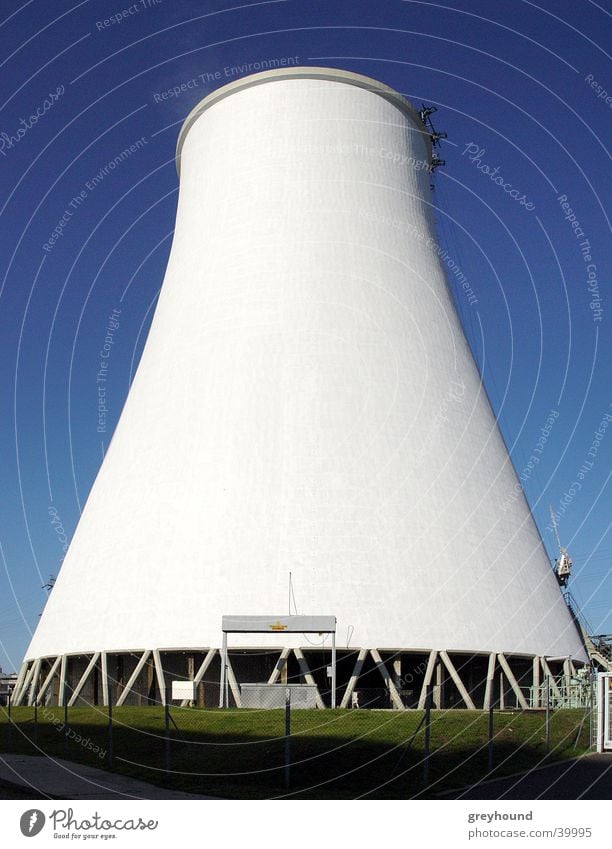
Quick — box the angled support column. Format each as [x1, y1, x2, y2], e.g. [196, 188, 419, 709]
[219, 632, 228, 707]
[483, 652, 496, 710]
[116, 650, 150, 707]
[57, 656, 68, 708]
[35, 656, 61, 706]
[370, 649, 404, 710]
[12, 662, 29, 706]
[418, 651, 438, 710]
[497, 654, 528, 710]
[331, 632, 337, 708]
[439, 651, 476, 710]
[15, 662, 35, 706]
[294, 648, 325, 709]
[532, 656, 541, 708]
[340, 648, 367, 708]
[433, 658, 445, 709]
[27, 658, 42, 706]
[226, 654, 242, 708]
[418, 651, 438, 709]
[68, 653, 100, 707]
[541, 657, 563, 703]
[153, 650, 166, 706]
[101, 652, 109, 706]
[563, 657, 572, 701]
[181, 648, 216, 707]
[267, 648, 291, 685]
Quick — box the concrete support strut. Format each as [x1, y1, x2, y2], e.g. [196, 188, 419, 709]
[532, 656, 541, 708]
[497, 653, 528, 710]
[418, 650, 438, 709]
[563, 658, 573, 698]
[541, 657, 563, 703]
[293, 648, 325, 709]
[483, 652, 496, 711]
[180, 648, 216, 706]
[153, 649, 166, 706]
[439, 651, 476, 710]
[68, 653, 100, 707]
[116, 650, 150, 707]
[12, 662, 29, 706]
[101, 652, 109, 706]
[35, 656, 62, 706]
[15, 661, 35, 706]
[340, 648, 368, 708]
[226, 654, 242, 707]
[267, 648, 291, 685]
[27, 658, 42, 706]
[14, 661, 31, 706]
[15, 647, 588, 710]
[370, 649, 404, 710]
[57, 655, 68, 708]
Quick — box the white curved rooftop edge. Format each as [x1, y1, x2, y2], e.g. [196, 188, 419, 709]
[176, 66, 432, 174]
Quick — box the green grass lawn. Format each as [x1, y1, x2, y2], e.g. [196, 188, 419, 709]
[0, 706, 592, 799]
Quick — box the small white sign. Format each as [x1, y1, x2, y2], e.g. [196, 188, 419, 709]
[171, 680, 196, 701]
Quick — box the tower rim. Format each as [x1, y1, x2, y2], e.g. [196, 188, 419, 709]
[175, 65, 431, 175]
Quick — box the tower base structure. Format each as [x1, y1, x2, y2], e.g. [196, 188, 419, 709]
[12, 648, 586, 710]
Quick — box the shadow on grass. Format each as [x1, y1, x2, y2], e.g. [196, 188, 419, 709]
[0, 707, 591, 799]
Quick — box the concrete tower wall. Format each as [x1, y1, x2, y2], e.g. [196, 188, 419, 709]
[24, 69, 586, 665]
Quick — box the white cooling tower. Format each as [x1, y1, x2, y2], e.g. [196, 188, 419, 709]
[18, 68, 586, 710]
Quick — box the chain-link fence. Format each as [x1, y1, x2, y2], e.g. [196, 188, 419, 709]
[0, 692, 596, 798]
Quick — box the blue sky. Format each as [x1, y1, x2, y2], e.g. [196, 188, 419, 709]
[0, 0, 610, 672]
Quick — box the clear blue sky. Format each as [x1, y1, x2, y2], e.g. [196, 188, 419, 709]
[0, 0, 609, 672]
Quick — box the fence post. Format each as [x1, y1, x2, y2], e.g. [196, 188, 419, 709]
[589, 672, 594, 749]
[107, 697, 113, 767]
[6, 687, 11, 748]
[164, 700, 171, 779]
[34, 698, 38, 747]
[545, 675, 550, 754]
[423, 683, 432, 787]
[487, 703, 494, 772]
[63, 677, 68, 759]
[284, 687, 291, 789]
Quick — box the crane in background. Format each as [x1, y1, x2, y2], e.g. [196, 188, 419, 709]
[549, 505, 572, 587]
[550, 510, 612, 671]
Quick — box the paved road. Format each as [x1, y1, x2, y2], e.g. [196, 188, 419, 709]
[441, 753, 612, 800]
[0, 754, 209, 800]
[2, 752, 609, 801]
